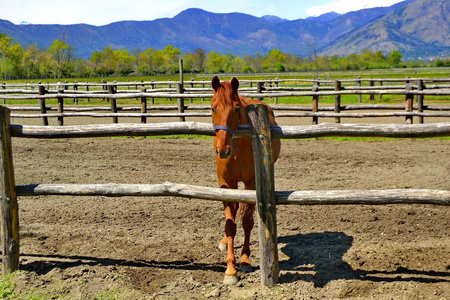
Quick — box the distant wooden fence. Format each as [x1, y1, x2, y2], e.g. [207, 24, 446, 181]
[1, 104, 450, 285]
[1, 77, 450, 126]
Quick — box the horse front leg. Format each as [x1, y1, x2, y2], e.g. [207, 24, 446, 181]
[222, 201, 239, 284]
[240, 180, 256, 273]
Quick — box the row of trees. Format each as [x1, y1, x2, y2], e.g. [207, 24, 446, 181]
[1, 33, 449, 80]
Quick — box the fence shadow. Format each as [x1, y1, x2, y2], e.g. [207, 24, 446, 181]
[6, 232, 449, 287]
[278, 231, 450, 287]
[17, 253, 225, 275]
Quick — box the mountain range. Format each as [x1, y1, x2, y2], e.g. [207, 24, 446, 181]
[0, 0, 448, 59]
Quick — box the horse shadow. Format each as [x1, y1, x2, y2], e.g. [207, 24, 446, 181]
[278, 231, 450, 287]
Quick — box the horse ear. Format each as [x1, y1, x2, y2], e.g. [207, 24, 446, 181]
[212, 76, 221, 92]
[231, 77, 239, 91]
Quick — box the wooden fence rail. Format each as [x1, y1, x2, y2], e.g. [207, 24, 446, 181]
[3, 87, 450, 125]
[9, 121, 450, 139]
[1, 106, 449, 286]
[15, 183, 450, 206]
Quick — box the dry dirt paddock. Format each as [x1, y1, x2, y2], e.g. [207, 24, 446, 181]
[4, 113, 450, 299]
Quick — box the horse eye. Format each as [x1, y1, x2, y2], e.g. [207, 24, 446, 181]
[211, 108, 215, 113]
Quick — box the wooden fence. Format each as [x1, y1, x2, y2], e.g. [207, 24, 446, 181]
[1, 77, 450, 126]
[1, 105, 450, 286]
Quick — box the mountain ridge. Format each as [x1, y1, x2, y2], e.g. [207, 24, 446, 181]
[1, 0, 448, 59]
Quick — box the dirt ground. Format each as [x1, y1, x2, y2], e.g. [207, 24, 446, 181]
[3, 112, 450, 299]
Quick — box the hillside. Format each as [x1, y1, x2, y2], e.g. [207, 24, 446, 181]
[321, 0, 450, 58]
[0, 0, 448, 59]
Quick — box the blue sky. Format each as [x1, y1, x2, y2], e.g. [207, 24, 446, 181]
[2, 0, 405, 26]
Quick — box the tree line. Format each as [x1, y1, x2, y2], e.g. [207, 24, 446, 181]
[1, 33, 449, 80]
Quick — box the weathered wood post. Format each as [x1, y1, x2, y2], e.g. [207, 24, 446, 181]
[379, 80, 383, 100]
[405, 82, 413, 124]
[38, 85, 49, 126]
[2, 82, 5, 105]
[369, 79, 374, 101]
[101, 79, 107, 102]
[356, 76, 362, 103]
[246, 103, 279, 287]
[312, 84, 319, 125]
[151, 80, 155, 105]
[107, 83, 118, 123]
[256, 81, 264, 100]
[334, 80, 341, 124]
[417, 79, 424, 124]
[57, 85, 64, 126]
[168, 79, 172, 102]
[140, 87, 147, 124]
[274, 78, 279, 104]
[177, 83, 185, 122]
[0, 106, 19, 275]
[86, 81, 90, 102]
[189, 78, 194, 104]
[73, 81, 78, 104]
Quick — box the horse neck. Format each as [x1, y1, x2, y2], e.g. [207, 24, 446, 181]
[237, 96, 250, 125]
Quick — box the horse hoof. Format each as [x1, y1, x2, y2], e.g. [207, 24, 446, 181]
[240, 263, 253, 273]
[218, 242, 227, 251]
[223, 275, 239, 285]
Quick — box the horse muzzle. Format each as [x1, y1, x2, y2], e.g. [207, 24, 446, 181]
[216, 145, 232, 159]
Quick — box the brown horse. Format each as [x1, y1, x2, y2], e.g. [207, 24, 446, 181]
[211, 76, 281, 284]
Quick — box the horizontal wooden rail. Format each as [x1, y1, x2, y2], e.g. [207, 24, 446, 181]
[2, 88, 450, 101]
[10, 112, 212, 118]
[9, 111, 450, 120]
[15, 183, 450, 206]
[9, 122, 450, 139]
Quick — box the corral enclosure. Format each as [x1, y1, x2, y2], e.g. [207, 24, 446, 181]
[0, 74, 449, 298]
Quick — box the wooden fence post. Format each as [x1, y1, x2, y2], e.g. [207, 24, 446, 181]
[257, 81, 264, 100]
[189, 78, 194, 104]
[151, 80, 155, 105]
[0, 106, 19, 275]
[57, 87, 64, 126]
[356, 76, 362, 103]
[168, 79, 172, 102]
[274, 78, 279, 104]
[2, 82, 5, 105]
[140, 87, 147, 124]
[177, 83, 185, 122]
[417, 79, 424, 124]
[334, 80, 341, 124]
[379, 80, 383, 100]
[405, 83, 413, 124]
[369, 79, 374, 101]
[73, 81, 78, 104]
[312, 84, 319, 125]
[86, 81, 90, 102]
[246, 103, 279, 287]
[38, 85, 49, 126]
[101, 79, 107, 102]
[108, 83, 118, 123]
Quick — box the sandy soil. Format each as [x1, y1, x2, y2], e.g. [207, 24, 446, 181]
[3, 111, 450, 299]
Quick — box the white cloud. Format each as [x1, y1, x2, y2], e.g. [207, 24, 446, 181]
[307, 0, 404, 17]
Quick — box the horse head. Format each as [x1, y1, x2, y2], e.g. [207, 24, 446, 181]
[211, 76, 241, 159]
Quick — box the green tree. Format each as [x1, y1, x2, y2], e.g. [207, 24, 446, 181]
[193, 48, 206, 72]
[388, 50, 403, 67]
[206, 51, 226, 73]
[0, 33, 24, 78]
[48, 39, 74, 78]
[162, 45, 181, 74]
